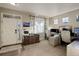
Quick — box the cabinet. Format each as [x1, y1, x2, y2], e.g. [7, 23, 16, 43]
[22, 34, 40, 45]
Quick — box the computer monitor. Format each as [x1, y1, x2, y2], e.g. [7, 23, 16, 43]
[24, 31, 29, 34]
[74, 27, 79, 34]
[73, 27, 79, 38]
[50, 29, 59, 33]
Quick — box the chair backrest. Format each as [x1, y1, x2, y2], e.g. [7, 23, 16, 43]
[61, 31, 71, 43]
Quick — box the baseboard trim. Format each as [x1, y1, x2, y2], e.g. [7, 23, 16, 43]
[0, 43, 22, 49]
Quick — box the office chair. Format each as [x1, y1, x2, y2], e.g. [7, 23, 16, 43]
[61, 30, 71, 43]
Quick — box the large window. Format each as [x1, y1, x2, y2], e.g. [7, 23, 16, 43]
[34, 17, 44, 33]
[54, 19, 58, 24]
[62, 17, 69, 24]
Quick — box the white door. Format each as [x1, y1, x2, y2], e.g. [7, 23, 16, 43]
[1, 18, 19, 46]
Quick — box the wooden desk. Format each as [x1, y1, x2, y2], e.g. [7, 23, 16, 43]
[22, 34, 40, 46]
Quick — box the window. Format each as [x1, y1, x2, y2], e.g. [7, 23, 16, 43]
[34, 17, 44, 33]
[54, 19, 58, 24]
[76, 16, 79, 22]
[62, 17, 69, 23]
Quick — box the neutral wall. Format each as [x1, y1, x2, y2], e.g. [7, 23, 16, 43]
[49, 9, 79, 29]
[0, 7, 35, 33]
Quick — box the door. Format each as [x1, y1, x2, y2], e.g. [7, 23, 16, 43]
[1, 17, 19, 46]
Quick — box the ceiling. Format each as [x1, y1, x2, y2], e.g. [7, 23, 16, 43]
[0, 3, 79, 17]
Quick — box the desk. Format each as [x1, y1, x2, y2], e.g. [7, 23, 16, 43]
[22, 34, 40, 46]
[67, 41, 79, 56]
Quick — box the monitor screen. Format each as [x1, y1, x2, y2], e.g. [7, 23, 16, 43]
[24, 31, 29, 34]
[50, 29, 59, 33]
[74, 27, 79, 33]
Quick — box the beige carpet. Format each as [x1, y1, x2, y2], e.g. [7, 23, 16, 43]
[21, 40, 66, 56]
[0, 40, 66, 56]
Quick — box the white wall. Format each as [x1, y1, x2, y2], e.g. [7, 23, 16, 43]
[48, 9, 79, 29]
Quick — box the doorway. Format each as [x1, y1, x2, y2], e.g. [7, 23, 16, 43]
[1, 13, 22, 46]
